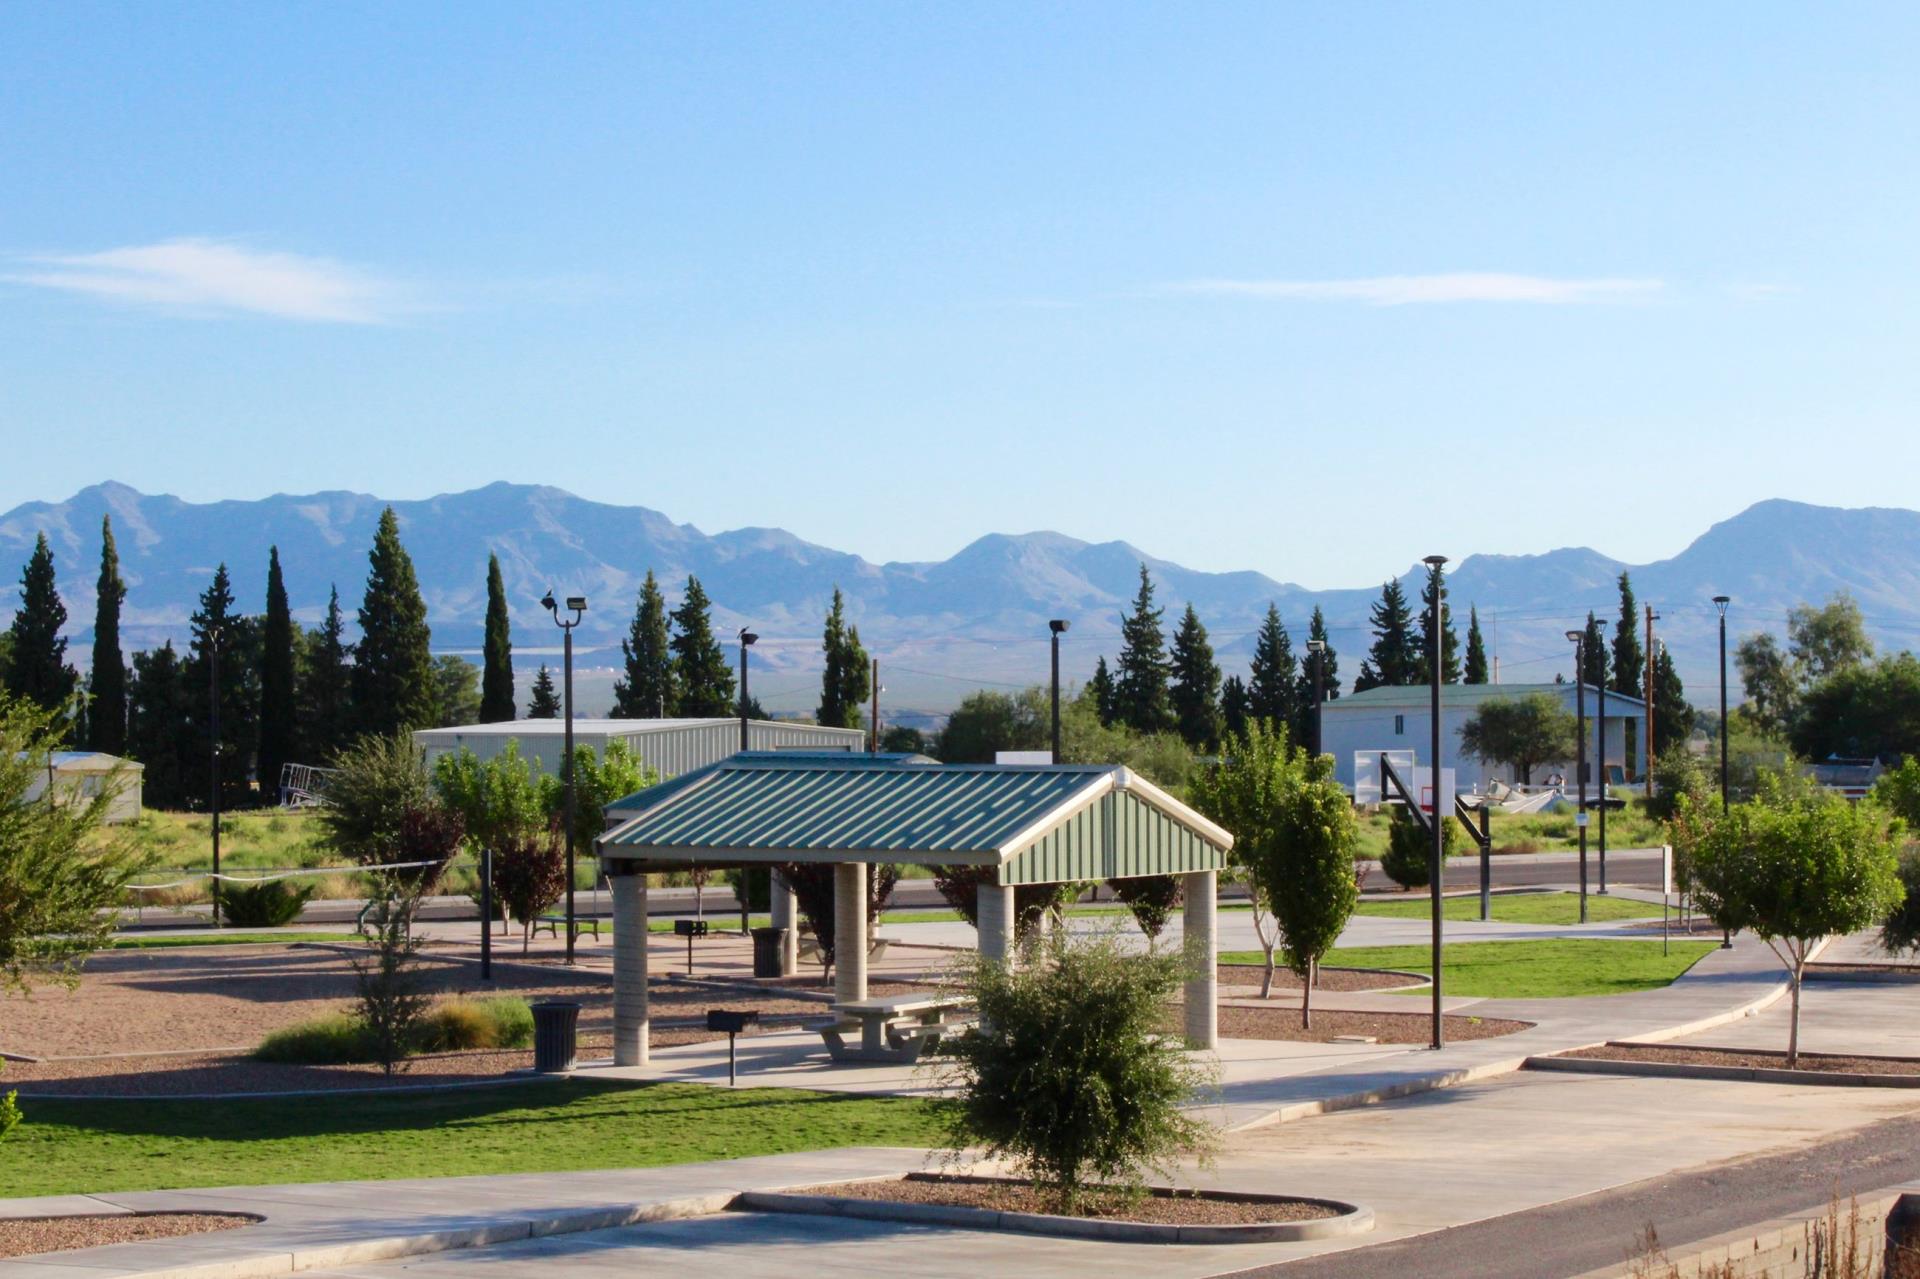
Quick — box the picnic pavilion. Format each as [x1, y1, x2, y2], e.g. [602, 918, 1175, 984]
[594, 751, 1235, 1066]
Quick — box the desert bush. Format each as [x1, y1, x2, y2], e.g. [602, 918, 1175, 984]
[937, 929, 1216, 1213]
[416, 996, 534, 1052]
[1380, 804, 1457, 890]
[219, 879, 316, 928]
[255, 1013, 374, 1064]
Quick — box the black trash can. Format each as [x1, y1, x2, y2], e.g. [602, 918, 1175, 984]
[750, 926, 789, 978]
[531, 1000, 580, 1073]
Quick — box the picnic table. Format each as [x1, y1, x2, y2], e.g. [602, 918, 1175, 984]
[813, 992, 976, 1064]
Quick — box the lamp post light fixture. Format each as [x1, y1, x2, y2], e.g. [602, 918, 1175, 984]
[209, 624, 223, 929]
[1566, 629, 1589, 924]
[1421, 554, 1448, 1052]
[738, 628, 758, 752]
[1595, 620, 1610, 897]
[1306, 639, 1327, 758]
[1713, 594, 1732, 949]
[1049, 620, 1070, 764]
[542, 591, 586, 965]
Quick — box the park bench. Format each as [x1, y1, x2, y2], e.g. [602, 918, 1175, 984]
[532, 914, 602, 942]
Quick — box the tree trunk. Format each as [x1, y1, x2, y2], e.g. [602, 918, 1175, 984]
[1787, 964, 1802, 1067]
[1260, 945, 1276, 999]
[1302, 957, 1314, 1030]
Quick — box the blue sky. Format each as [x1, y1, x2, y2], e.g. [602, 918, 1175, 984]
[4, 3, 1918, 587]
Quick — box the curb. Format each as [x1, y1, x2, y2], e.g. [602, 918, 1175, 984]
[1524, 1053, 1920, 1089]
[1221, 1053, 1536, 1133]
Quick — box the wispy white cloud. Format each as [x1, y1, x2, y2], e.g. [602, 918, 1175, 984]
[1165, 272, 1665, 306]
[7, 238, 416, 323]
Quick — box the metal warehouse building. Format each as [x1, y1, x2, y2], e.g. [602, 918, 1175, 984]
[411, 717, 868, 780]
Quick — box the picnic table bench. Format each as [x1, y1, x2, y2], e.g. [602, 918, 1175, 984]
[812, 992, 976, 1064]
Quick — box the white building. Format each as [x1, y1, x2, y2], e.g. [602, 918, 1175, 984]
[1320, 683, 1647, 795]
[412, 717, 868, 780]
[23, 751, 144, 823]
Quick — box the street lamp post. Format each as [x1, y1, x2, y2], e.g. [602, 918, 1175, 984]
[1049, 620, 1069, 764]
[1422, 555, 1448, 1052]
[1566, 630, 1589, 924]
[542, 592, 586, 965]
[1597, 648, 1608, 896]
[738, 628, 758, 752]
[1713, 596, 1731, 813]
[209, 625, 223, 929]
[1306, 639, 1327, 757]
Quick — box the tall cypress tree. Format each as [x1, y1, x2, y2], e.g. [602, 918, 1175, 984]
[1611, 572, 1644, 697]
[352, 507, 437, 736]
[5, 533, 77, 715]
[257, 547, 298, 801]
[527, 663, 561, 718]
[186, 565, 257, 810]
[300, 585, 353, 763]
[1248, 603, 1297, 728]
[612, 570, 676, 718]
[1168, 604, 1222, 748]
[1652, 646, 1692, 755]
[816, 587, 870, 730]
[1354, 580, 1416, 691]
[1581, 612, 1609, 689]
[669, 576, 735, 716]
[127, 642, 191, 809]
[1463, 606, 1490, 685]
[1415, 563, 1461, 685]
[480, 554, 515, 723]
[1088, 656, 1117, 726]
[1221, 674, 1251, 742]
[1112, 564, 1174, 734]
[89, 516, 128, 754]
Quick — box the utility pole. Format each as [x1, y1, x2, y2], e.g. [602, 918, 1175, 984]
[209, 625, 223, 929]
[1049, 620, 1070, 764]
[869, 657, 880, 754]
[1422, 555, 1448, 1053]
[1645, 605, 1658, 794]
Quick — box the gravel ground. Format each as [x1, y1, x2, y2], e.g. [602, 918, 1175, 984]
[1218, 964, 1421, 992]
[1563, 1043, 1920, 1075]
[1212, 1004, 1528, 1044]
[0, 1212, 255, 1259]
[789, 1174, 1340, 1225]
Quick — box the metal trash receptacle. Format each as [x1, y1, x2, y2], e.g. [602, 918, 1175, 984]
[531, 1000, 580, 1073]
[750, 926, 789, 978]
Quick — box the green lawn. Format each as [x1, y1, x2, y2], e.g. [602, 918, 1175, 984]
[108, 931, 367, 950]
[1355, 892, 1663, 926]
[1222, 938, 1717, 999]
[1354, 799, 1669, 860]
[0, 1080, 949, 1199]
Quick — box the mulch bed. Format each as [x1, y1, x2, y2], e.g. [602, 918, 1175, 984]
[0, 1212, 256, 1259]
[1212, 1004, 1529, 1045]
[1217, 964, 1420, 992]
[1563, 1043, 1920, 1076]
[789, 1174, 1339, 1225]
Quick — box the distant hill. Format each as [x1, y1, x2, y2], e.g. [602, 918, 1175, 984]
[5, 482, 1916, 714]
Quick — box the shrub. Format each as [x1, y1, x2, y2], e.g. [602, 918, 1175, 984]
[937, 929, 1216, 1212]
[255, 1013, 375, 1064]
[219, 879, 316, 928]
[1881, 848, 1920, 958]
[1380, 804, 1457, 890]
[416, 997, 534, 1052]
[1646, 745, 1713, 822]
[0, 1070, 17, 1144]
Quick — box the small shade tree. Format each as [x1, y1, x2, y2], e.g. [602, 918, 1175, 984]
[1190, 720, 1295, 996]
[778, 861, 899, 977]
[1868, 757, 1920, 957]
[1268, 750, 1361, 1028]
[1692, 780, 1905, 1064]
[1458, 692, 1576, 786]
[493, 822, 569, 953]
[1106, 875, 1183, 945]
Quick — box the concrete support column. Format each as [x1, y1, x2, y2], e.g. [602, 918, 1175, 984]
[977, 878, 1014, 965]
[612, 871, 650, 1067]
[834, 861, 868, 1004]
[1182, 869, 1217, 1050]
[770, 870, 798, 977]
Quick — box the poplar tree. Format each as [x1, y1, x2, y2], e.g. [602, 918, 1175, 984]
[1112, 564, 1173, 734]
[1464, 606, 1490, 685]
[127, 641, 191, 808]
[4, 534, 76, 715]
[1354, 580, 1416, 691]
[1581, 612, 1609, 689]
[352, 508, 437, 736]
[669, 576, 735, 716]
[1168, 604, 1222, 748]
[257, 547, 299, 800]
[1612, 572, 1644, 697]
[527, 664, 561, 718]
[1088, 656, 1117, 726]
[480, 554, 516, 722]
[89, 516, 127, 754]
[1415, 563, 1461, 685]
[612, 570, 675, 718]
[1248, 604, 1297, 728]
[816, 587, 870, 730]
[300, 586, 354, 763]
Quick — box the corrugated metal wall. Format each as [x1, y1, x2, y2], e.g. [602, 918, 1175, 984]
[1000, 789, 1226, 885]
[418, 721, 863, 781]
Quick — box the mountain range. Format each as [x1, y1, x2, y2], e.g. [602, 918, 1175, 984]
[4, 482, 1917, 716]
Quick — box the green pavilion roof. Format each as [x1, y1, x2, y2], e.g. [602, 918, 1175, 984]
[596, 752, 1232, 884]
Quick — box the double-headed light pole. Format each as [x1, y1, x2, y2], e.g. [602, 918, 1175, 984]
[542, 592, 586, 964]
[1049, 620, 1070, 764]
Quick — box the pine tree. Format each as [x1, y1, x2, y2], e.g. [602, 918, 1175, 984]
[1296, 606, 1340, 705]
[300, 585, 353, 763]
[480, 554, 516, 722]
[1463, 606, 1490, 685]
[527, 664, 561, 718]
[612, 570, 675, 718]
[1354, 580, 1416, 691]
[669, 576, 735, 716]
[1611, 572, 1644, 697]
[5, 533, 77, 715]
[816, 587, 871, 730]
[1088, 656, 1117, 726]
[257, 547, 299, 802]
[1580, 612, 1609, 689]
[1112, 565, 1174, 734]
[352, 507, 437, 736]
[1221, 674, 1251, 742]
[89, 516, 127, 754]
[185, 565, 258, 811]
[1652, 646, 1692, 755]
[1248, 603, 1297, 728]
[127, 642, 191, 809]
[1168, 604, 1223, 748]
[1415, 563, 1461, 685]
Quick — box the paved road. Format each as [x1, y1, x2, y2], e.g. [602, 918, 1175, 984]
[1224, 1112, 1920, 1279]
